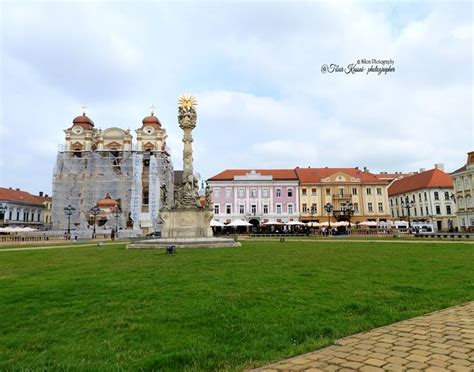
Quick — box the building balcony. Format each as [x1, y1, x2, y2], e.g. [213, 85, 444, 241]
[332, 194, 352, 201]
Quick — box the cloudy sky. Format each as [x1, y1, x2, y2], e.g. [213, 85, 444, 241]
[1, 0, 472, 194]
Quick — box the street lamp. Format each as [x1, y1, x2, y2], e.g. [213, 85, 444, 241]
[63, 204, 76, 236]
[324, 202, 333, 230]
[342, 201, 354, 228]
[89, 206, 101, 239]
[401, 196, 415, 228]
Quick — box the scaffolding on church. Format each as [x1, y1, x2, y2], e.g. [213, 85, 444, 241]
[52, 149, 174, 237]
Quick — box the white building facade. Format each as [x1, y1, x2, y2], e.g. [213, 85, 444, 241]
[451, 151, 474, 231]
[388, 165, 456, 232]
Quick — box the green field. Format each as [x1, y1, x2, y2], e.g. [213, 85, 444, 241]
[1, 240, 473, 370]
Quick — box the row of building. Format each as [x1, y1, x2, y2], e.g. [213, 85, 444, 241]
[207, 154, 474, 232]
[0, 108, 472, 233]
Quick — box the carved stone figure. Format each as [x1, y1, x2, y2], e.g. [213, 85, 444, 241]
[160, 184, 168, 208]
[205, 184, 213, 209]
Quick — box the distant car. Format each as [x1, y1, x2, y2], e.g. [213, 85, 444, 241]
[146, 231, 161, 237]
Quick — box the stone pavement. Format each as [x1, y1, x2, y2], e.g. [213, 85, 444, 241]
[253, 301, 474, 371]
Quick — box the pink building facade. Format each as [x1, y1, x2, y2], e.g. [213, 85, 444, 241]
[207, 169, 300, 225]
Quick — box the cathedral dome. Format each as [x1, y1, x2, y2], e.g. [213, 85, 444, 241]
[72, 113, 95, 130]
[142, 113, 162, 128]
[96, 193, 119, 209]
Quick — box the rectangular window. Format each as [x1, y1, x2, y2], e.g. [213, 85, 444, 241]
[426, 206, 429, 215]
[424, 192, 427, 201]
[366, 188, 372, 195]
[214, 204, 220, 214]
[142, 190, 149, 205]
[419, 193, 422, 202]
[37, 213, 41, 222]
[390, 199, 393, 206]
[16, 211, 20, 220]
[395, 198, 398, 205]
[444, 191, 449, 200]
[287, 188, 293, 197]
[302, 188, 307, 196]
[226, 205, 231, 214]
[311, 188, 317, 196]
[238, 188, 245, 198]
[213, 188, 220, 198]
[302, 203, 308, 213]
[376, 187, 382, 195]
[251, 204, 257, 215]
[368, 202, 373, 212]
[276, 204, 282, 214]
[276, 188, 281, 198]
[239, 204, 245, 214]
[9, 211, 12, 220]
[326, 188, 331, 196]
[420, 207, 423, 216]
[446, 205, 452, 214]
[353, 202, 359, 212]
[378, 202, 383, 212]
[225, 188, 232, 198]
[262, 188, 269, 198]
[311, 203, 317, 213]
[250, 188, 257, 198]
[435, 205, 441, 215]
[263, 204, 268, 214]
[434, 191, 439, 200]
[288, 204, 293, 214]
[338, 188, 344, 197]
[352, 188, 357, 195]
[413, 207, 417, 216]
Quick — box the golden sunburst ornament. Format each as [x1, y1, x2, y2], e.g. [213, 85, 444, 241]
[178, 95, 197, 109]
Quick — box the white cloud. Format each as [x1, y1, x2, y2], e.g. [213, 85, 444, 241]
[0, 1, 472, 193]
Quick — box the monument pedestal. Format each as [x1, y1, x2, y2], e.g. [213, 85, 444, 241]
[160, 208, 213, 238]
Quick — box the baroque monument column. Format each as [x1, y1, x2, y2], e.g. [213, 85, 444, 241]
[127, 95, 240, 248]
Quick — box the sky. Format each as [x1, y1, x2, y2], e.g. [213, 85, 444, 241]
[0, 0, 472, 195]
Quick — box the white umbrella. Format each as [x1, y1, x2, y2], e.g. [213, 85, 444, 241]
[23, 227, 38, 232]
[210, 220, 225, 227]
[286, 220, 306, 226]
[306, 222, 320, 227]
[227, 219, 252, 227]
[358, 221, 377, 227]
[262, 220, 283, 226]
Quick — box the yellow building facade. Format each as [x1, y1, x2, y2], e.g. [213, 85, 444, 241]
[295, 168, 390, 224]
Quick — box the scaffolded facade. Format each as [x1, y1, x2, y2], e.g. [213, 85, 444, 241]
[52, 111, 174, 235]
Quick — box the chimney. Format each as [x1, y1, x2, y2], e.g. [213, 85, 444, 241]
[434, 163, 444, 172]
[16, 188, 20, 191]
[45, 194, 49, 198]
[419, 168, 426, 172]
[467, 151, 474, 165]
[363, 167, 368, 172]
[39, 191, 44, 197]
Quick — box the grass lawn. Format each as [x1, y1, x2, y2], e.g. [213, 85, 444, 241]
[1, 240, 473, 371]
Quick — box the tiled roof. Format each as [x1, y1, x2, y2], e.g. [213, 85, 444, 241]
[374, 173, 409, 181]
[208, 169, 298, 181]
[295, 167, 388, 185]
[451, 165, 467, 175]
[388, 168, 453, 196]
[0, 187, 45, 206]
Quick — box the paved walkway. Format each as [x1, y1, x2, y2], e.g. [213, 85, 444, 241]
[253, 301, 474, 371]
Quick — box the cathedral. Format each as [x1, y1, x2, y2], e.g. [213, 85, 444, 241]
[51, 109, 174, 236]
